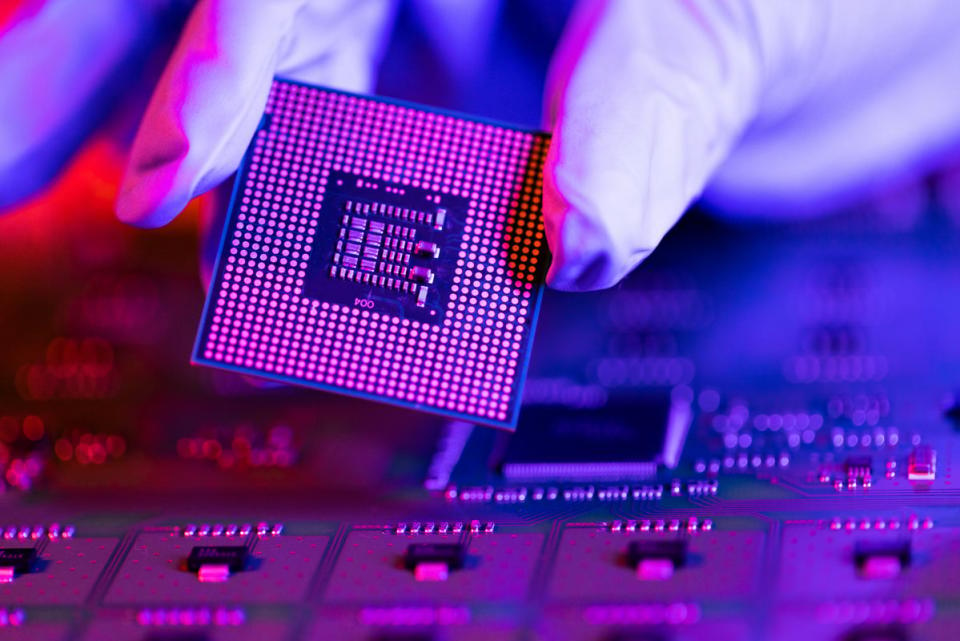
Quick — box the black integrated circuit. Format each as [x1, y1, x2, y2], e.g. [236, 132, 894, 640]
[0, 547, 37, 577]
[186, 545, 249, 573]
[403, 542, 467, 572]
[626, 540, 688, 570]
[500, 394, 677, 481]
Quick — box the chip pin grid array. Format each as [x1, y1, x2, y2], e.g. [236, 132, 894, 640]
[195, 79, 549, 428]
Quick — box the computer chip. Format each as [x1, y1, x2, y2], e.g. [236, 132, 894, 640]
[194, 78, 549, 428]
[499, 392, 692, 480]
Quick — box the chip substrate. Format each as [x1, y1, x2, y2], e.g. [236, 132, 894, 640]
[194, 78, 549, 429]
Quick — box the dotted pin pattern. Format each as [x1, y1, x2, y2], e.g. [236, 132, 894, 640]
[196, 79, 549, 427]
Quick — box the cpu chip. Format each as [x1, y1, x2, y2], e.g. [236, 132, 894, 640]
[194, 79, 549, 428]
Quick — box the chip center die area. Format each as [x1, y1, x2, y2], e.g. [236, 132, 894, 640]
[305, 171, 465, 323]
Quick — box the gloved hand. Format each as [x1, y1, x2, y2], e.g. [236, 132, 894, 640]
[6, 1, 960, 294]
[116, 0, 396, 228]
[543, 0, 960, 290]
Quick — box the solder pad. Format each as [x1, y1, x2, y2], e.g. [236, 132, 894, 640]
[193, 78, 549, 428]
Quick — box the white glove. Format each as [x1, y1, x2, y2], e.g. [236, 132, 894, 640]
[6, 1, 959, 295]
[115, 0, 396, 227]
[543, 0, 960, 290]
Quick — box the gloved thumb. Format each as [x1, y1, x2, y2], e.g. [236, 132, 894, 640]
[543, 0, 761, 291]
[545, 0, 960, 290]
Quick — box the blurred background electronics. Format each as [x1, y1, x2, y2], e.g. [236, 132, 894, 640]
[3, 1, 960, 639]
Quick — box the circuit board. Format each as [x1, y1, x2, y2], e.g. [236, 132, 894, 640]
[4, 77, 960, 641]
[193, 79, 549, 429]
[4, 194, 960, 640]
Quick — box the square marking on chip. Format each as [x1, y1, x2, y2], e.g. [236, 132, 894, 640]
[194, 78, 550, 429]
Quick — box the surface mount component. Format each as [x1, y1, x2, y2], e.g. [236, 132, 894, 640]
[186, 545, 249, 583]
[403, 542, 467, 582]
[843, 455, 873, 478]
[500, 393, 691, 481]
[194, 78, 549, 429]
[0, 548, 36, 583]
[625, 540, 688, 581]
[907, 445, 936, 483]
[853, 540, 911, 579]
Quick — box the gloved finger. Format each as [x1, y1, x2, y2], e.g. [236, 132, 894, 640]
[542, 0, 762, 291]
[116, 0, 396, 229]
[706, 0, 960, 218]
[0, 0, 179, 211]
[545, 0, 960, 289]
